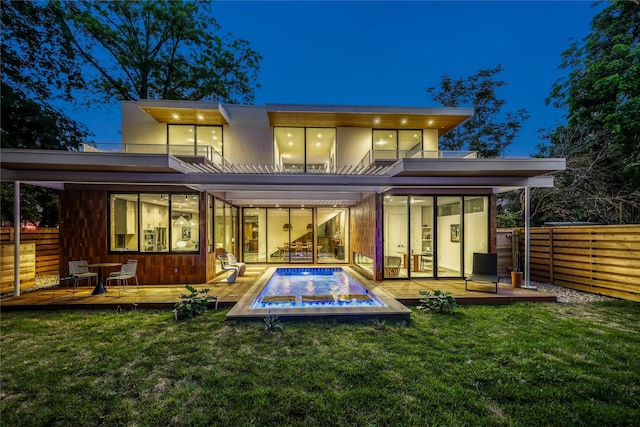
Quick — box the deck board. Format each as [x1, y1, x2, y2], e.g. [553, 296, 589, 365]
[0, 264, 555, 310]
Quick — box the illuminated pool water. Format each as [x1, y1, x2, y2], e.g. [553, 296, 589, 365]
[226, 266, 411, 321]
[249, 267, 386, 309]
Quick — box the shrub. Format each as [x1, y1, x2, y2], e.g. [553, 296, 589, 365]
[174, 285, 217, 320]
[263, 314, 283, 332]
[417, 290, 458, 314]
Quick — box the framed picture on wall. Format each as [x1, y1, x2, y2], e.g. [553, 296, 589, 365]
[450, 224, 460, 242]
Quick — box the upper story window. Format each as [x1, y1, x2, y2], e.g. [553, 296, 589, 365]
[168, 125, 223, 159]
[274, 127, 336, 173]
[373, 130, 422, 159]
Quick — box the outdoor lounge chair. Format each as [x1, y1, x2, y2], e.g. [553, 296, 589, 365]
[217, 256, 239, 283]
[225, 253, 246, 276]
[465, 252, 499, 293]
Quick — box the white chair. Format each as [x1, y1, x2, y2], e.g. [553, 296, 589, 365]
[225, 253, 246, 276]
[109, 260, 140, 286]
[68, 260, 98, 290]
[52, 266, 79, 299]
[106, 262, 139, 296]
[217, 256, 239, 283]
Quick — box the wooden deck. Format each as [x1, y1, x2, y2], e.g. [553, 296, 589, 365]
[0, 264, 556, 311]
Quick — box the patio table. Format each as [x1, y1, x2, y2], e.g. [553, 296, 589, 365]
[88, 262, 121, 295]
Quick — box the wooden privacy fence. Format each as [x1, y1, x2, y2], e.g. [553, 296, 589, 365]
[513, 225, 640, 302]
[0, 227, 60, 293]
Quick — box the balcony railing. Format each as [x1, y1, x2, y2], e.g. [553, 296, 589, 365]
[81, 143, 224, 166]
[356, 148, 478, 170]
[81, 143, 478, 175]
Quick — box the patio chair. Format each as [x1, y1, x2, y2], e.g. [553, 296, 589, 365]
[384, 256, 401, 278]
[465, 252, 499, 293]
[217, 256, 239, 283]
[52, 266, 79, 300]
[109, 259, 140, 286]
[106, 262, 139, 296]
[68, 260, 98, 289]
[225, 253, 246, 276]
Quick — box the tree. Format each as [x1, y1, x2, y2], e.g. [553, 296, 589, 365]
[61, 0, 261, 103]
[426, 65, 530, 158]
[541, 0, 640, 223]
[1, 1, 90, 226]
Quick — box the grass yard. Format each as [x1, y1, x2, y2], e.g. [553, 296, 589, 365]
[1, 301, 639, 426]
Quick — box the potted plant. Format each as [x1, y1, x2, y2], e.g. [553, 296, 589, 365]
[511, 251, 523, 288]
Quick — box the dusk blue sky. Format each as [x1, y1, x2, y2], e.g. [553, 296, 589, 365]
[81, 1, 602, 157]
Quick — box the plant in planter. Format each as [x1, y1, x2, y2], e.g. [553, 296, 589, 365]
[511, 251, 523, 288]
[173, 285, 217, 320]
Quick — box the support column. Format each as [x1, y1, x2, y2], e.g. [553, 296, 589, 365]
[13, 181, 21, 296]
[523, 186, 536, 290]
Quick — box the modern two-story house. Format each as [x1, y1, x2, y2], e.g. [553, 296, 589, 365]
[1, 100, 565, 287]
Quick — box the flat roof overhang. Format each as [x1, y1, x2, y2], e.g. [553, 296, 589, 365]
[390, 157, 567, 177]
[135, 100, 230, 125]
[1, 149, 564, 205]
[266, 104, 474, 136]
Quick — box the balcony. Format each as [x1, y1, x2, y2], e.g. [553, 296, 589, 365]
[81, 143, 479, 176]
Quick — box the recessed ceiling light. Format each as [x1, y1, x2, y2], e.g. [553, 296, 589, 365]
[401, 118, 407, 125]
[172, 113, 179, 120]
[197, 114, 204, 120]
[317, 133, 322, 138]
[428, 120, 434, 125]
[374, 118, 380, 125]
[287, 133, 291, 137]
[288, 141, 293, 146]
[316, 142, 321, 147]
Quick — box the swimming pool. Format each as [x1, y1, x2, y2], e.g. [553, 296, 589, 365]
[250, 267, 386, 309]
[227, 266, 411, 320]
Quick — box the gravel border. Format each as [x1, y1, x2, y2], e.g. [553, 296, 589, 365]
[501, 279, 615, 303]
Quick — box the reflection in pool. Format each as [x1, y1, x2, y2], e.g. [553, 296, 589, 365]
[250, 267, 386, 309]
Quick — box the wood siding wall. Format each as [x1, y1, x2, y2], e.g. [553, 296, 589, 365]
[349, 193, 378, 280]
[59, 189, 211, 285]
[517, 225, 640, 302]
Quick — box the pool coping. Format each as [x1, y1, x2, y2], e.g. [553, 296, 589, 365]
[226, 266, 412, 321]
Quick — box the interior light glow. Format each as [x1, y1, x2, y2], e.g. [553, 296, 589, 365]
[374, 118, 380, 125]
[288, 141, 293, 146]
[172, 113, 179, 120]
[287, 133, 291, 137]
[197, 114, 204, 120]
[428, 120, 434, 125]
[401, 118, 407, 125]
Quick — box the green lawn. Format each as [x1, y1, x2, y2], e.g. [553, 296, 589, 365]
[1, 301, 639, 426]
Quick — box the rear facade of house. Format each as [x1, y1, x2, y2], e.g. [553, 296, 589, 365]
[1, 100, 564, 285]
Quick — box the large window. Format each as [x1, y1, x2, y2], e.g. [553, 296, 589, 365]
[168, 125, 223, 159]
[274, 127, 336, 173]
[213, 198, 238, 256]
[373, 130, 422, 159]
[110, 193, 199, 253]
[382, 194, 489, 279]
[383, 195, 408, 279]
